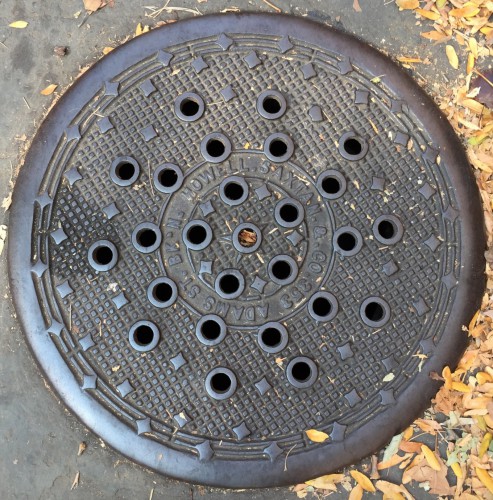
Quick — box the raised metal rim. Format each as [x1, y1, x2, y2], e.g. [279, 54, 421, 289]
[8, 13, 485, 488]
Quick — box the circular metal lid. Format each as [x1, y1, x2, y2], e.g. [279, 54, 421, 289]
[8, 13, 485, 488]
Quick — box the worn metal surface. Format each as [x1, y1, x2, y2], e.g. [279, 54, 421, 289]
[8, 13, 485, 488]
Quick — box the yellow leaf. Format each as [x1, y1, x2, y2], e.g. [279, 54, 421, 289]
[350, 470, 376, 492]
[40, 84, 58, 96]
[396, 0, 419, 9]
[476, 467, 493, 494]
[477, 372, 493, 384]
[451, 462, 463, 479]
[9, 20, 28, 28]
[375, 480, 410, 500]
[479, 433, 492, 459]
[349, 484, 364, 500]
[446, 45, 459, 70]
[450, 5, 480, 18]
[305, 429, 329, 443]
[469, 38, 478, 58]
[305, 474, 344, 489]
[436, 0, 447, 7]
[466, 53, 475, 75]
[415, 8, 440, 20]
[485, 414, 493, 429]
[103, 46, 114, 55]
[422, 445, 441, 471]
[451, 381, 472, 393]
[402, 426, 413, 441]
[135, 23, 143, 36]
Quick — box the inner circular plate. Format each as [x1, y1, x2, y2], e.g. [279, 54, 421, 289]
[8, 13, 485, 488]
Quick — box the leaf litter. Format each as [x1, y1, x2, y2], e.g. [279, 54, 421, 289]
[294, 1, 493, 497]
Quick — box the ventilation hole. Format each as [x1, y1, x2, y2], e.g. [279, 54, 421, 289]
[136, 229, 157, 248]
[238, 228, 257, 248]
[269, 138, 288, 158]
[262, 96, 281, 114]
[291, 361, 311, 382]
[219, 274, 240, 295]
[187, 225, 207, 245]
[365, 302, 384, 322]
[279, 203, 299, 223]
[261, 328, 282, 348]
[206, 139, 226, 158]
[93, 245, 113, 265]
[272, 260, 292, 281]
[321, 176, 341, 195]
[201, 319, 221, 341]
[180, 98, 199, 117]
[343, 137, 363, 156]
[377, 220, 396, 240]
[312, 297, 332, 318]
[115, 162, 135, 180]
[152, 282, 172, 303]
[133, 325, 154, 346]
[158, 169, 178, 188]
[224, 182, 244, 201]
[210, 372, 232, 393]
[337, 232, 356, 251]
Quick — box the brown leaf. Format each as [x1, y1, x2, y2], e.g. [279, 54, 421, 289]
[77, 442, 86, 456]
[353, 0, 362, 12]
[54, 46, 68, 57]
[399, 441, 422, 453]
[403, 458, 454, 496]
[83, 0, 104, 13]
[40, 84, 58, 96]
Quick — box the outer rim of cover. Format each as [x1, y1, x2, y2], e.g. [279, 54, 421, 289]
[8, 13, 486, 488]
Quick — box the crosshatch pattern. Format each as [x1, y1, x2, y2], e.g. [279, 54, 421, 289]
[39, 33, 459, 458]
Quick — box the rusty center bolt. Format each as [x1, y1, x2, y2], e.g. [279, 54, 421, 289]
[238, 228, 257, 248]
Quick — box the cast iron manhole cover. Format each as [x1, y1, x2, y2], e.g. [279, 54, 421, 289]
[9, 13, 485, 488]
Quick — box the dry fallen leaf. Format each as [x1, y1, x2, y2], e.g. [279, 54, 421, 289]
[396, 0, 419, 10]
[71, 471, 80, 490]
[305, 473, 344, 489]
[376, 480, 412, 500]
[446, 45, 459, 70]
[0, 225, 7, 256]
[415, 8, 440, 20]
[103, 46, 114, 55]
[2, 192, 12, 211]
[77, 442, 86, 456]
[40, 84, 58, 96]
[350, 470, 375, 492]
[353, 0, 362, 12]
[422, 445, 441, 471]
[83, 0, 104, 13]
[476, 467, 493, 494]
[9, 21, 28, 28]
[348, 484, 363, 500]
[305, 429, 329, 443]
